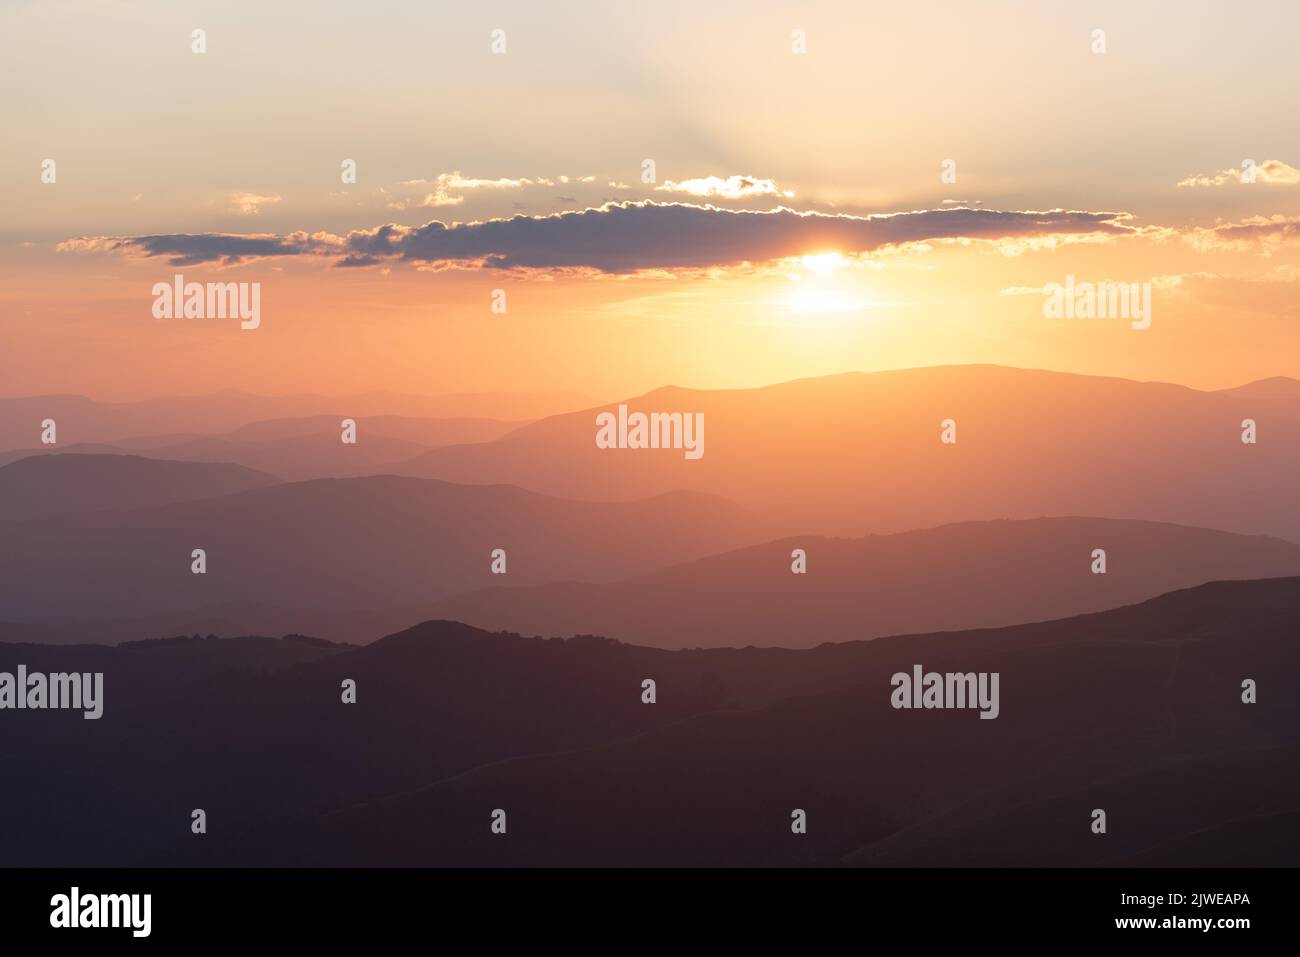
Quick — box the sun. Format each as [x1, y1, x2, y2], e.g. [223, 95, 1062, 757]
[799, 251, 849, 274]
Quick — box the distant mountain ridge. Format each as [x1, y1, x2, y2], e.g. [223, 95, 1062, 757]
[0, 415, 527, 479]
[0, 388, 598, 449]
[7, 515, 1296, 647]
[388, 365, 1300, 540]
[0, 475, 784, 622]
[0, 453, 280, 522]
[424, 516, 1300, 648]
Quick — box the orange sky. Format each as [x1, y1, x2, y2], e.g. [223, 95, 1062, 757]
[3, 0, 1299, 400]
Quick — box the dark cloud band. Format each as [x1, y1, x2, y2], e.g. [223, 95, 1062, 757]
[62, 201, 1138, 271]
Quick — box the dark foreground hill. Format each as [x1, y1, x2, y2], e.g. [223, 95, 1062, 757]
[167, 577, 1296, 867]
[2, 577, 1296, 866]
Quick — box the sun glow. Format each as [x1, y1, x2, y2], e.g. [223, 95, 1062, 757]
[799, 252, 849, 274]
[786, 284, 868, 315]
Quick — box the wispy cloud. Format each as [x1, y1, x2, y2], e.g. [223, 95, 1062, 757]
[656, 175, 793, 200]
[57, 231, 340, 267]
[228, 192, 283, 215]
[1184, 215, 1300, 251]
[391, 171, 562, 209]
[1000, 272, 1222, 297]
[1177, 160, 1300, 187]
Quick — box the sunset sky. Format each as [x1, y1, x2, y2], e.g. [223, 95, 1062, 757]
[3, 0, 1300, 400]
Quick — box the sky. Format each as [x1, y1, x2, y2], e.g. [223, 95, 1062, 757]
[2, 0, 1299, 400]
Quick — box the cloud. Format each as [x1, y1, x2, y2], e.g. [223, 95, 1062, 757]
[1184, 215, 1300, 251]
[391, 171, 557, 209]
[656, 175, 794, 200]
[363, 203, 1137, 271]
[228, 192, 282, 215]
[1177, 160, 1300, 187]
[56, 231, 339, 266]
[1001, 272, 1220, 297]
[60, 201, 1140, 272]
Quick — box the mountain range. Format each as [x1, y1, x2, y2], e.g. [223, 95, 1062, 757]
[389, 366, 1300, 540]
[0, 475, 781, 622]
[425, 516, 1300, 648]
[2, 576, 1293, 866]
